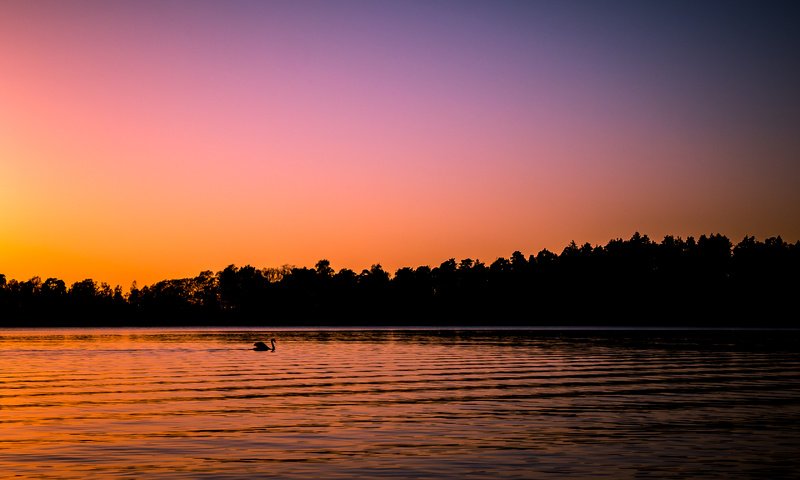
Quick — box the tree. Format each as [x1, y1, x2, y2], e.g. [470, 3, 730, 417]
[315, 259, 334, 278]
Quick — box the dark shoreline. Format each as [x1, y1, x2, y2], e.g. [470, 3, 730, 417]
[3, 233, 797, 328]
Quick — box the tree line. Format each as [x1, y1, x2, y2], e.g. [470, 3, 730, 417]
[1, 233, 797, 327]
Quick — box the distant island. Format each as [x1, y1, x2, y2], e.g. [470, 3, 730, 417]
[1, 233, 797, 327]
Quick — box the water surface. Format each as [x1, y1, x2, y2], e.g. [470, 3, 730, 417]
[1, 328, 799, 478]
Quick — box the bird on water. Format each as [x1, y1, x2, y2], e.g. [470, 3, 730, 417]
[253, 339, 276, 351]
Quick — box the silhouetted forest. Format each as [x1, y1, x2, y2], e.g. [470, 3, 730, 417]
[1, 233, 797, 327]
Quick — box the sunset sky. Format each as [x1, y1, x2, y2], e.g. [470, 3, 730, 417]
[2, 1, 799, 288]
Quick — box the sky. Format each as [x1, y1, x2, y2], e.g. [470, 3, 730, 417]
[1, 0, 799, 287]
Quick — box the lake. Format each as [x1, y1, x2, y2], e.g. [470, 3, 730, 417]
[1, 328, 799, 478]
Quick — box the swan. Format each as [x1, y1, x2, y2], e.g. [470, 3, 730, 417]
[253, 339, 276, 352]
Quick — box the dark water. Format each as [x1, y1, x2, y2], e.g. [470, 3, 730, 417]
[1, 328, 799, 478]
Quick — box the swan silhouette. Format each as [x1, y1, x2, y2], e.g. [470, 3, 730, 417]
[253, 339, 276, 352]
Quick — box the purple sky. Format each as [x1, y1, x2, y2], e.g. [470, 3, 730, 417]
[1, 0, 798, 286]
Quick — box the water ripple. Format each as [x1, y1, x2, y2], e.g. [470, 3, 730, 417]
[1, 328, 799, 478]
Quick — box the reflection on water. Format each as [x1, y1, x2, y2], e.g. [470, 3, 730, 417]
[1, 328, 799, 478]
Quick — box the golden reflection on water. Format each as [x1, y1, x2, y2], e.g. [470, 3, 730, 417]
[1, 328, 799, 478]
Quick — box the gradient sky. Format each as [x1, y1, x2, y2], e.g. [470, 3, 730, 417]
[2, 0, 799, 287]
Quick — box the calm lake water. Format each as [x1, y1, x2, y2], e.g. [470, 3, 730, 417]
[1, 328, 799, 479]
